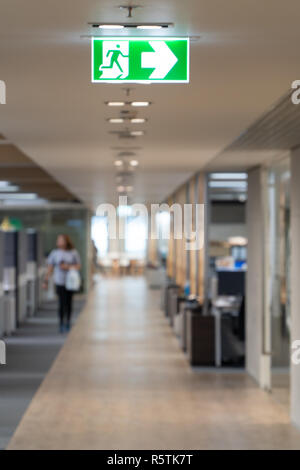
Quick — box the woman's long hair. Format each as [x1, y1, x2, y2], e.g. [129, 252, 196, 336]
[58, 234, 74, 251]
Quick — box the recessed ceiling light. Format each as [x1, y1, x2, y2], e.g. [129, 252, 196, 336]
[131, 101, 150, 107]
[130, 118, 146, 123]
[209, 181, 247, 189]
[210, 173, 248, 180]
[0, 181, 11, 187]
[130, 160, 139, 167]
[98, 24, 124, 29]
[136, 25, 162, 30]
[108, 118, 124, 123]
[114, 160, 123, 167]
[130, 130, 144, 136]
[126, 186, 133, 192]
[0, 185, 19, 192]
[107, 101, 125, 106]
[117, 185, 125, 192]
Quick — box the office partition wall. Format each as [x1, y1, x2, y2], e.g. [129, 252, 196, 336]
[18, 231, 28, 322]
[27, 230, 38, 316]
[4, 231, 18, 331]
[0, 232, 4, 337]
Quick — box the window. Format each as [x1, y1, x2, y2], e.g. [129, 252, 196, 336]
[91, 216, 108, 257]
[125, 216, 147, 257]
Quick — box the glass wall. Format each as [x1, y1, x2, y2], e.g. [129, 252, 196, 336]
[266, 156, 291, 403]
[0, 205, 90, 291]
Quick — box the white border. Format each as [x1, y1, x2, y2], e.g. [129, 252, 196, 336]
[91, 37, 190, 84]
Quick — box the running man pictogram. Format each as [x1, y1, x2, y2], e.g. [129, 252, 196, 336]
[99, 42, 129, 80]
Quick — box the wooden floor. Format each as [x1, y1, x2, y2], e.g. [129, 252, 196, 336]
[7, 277, 300, 450]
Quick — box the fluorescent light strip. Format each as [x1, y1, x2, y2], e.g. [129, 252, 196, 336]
[137, 25, 162, 30]
[2, 198, 48, 206]
[0, 193, 38, 199]
[98, 25, 124, 30]
[130, 131, 144, 136]
[109, 118, 146, 124]
[0, 185, 19, 192]
[131, 102, 150, 107]
[91, 23, 172, 29]
[108, 118, 124, 123]
[130, 118, 146, 123]
[210, 173, 248, 180]
[209, 181, 247, 189]
[105, 102, 150, 107]
[107, 101, 125, 106]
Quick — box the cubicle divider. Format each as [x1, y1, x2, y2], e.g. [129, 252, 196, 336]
[0, 232, 4, 337]
[26, 229, 45, 315]
[17, 231, 28, 323]
[27, 230, 38, 316]
[4, 231, 18, 333]
[36, 231, 45, 308]
[3, 230, 28, 331]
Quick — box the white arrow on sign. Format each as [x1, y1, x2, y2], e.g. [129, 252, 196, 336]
[141, 41, 178, 79]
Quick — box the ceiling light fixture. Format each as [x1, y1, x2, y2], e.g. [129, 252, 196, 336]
[0, 185, 19, 192]
[90, 22, 172, 29]
[108, 118, 146, 124]
[106, 101, 150, 107]
[108, 118, 124, 123]
[106, 101, 125, 106]
[114, 160, 123, 167]
[209, 181, 247, 189]
[136, 25, 162, 30]
[0, 181, 10, 188]
[210, 173, 248, 180]
[130, 130, 144, 136]
[130, 118, 146, 123]
[130, 160, 139, 167]
[98, 24, 124, 29]
[131, 101, 150, 107]
[0, 193, 38, 200]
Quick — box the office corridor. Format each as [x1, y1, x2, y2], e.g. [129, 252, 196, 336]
[7, 278, 300, 450]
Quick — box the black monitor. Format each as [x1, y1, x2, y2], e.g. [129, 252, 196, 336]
[217, 270, 245, 296]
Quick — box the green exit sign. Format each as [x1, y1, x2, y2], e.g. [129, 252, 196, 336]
[91, 37, 189, 84]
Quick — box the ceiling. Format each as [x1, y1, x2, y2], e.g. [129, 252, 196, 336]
[0, 141, 79, 203]
[207, 90, 300, 171]
[1, 0, 300, 210]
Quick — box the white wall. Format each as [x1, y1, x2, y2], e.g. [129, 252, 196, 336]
[290, 150, 300, 427]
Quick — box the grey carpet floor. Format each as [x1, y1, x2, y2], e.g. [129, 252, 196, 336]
[0, 296, 85, 450]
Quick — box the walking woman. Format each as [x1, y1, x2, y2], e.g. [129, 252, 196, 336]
[43, 234, 81, 333]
